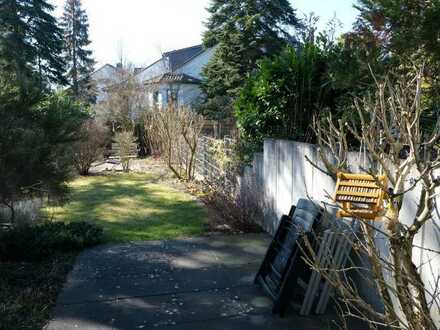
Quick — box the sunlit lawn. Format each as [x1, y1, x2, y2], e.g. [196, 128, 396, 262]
[43, 173, 208, 242]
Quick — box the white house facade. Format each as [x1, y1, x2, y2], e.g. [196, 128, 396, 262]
[92, 44, 215, 112]
[92, 64, 123, 103]
[136, 44, 215, 108]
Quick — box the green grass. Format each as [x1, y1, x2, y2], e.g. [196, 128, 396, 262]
[1, 170, 208, 329]
[43, 173, 208, 242]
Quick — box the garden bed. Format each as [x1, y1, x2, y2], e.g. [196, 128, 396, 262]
[0, 253, 76, 329]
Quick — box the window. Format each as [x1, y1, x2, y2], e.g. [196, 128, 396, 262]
[153, 91, 159, 104]
[167, 88, 178, 106]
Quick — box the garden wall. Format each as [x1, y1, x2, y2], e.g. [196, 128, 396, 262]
[192, 136, 440, 322]
[259, 139, 440, 323]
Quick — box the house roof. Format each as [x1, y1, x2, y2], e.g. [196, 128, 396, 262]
[92, 63, 117, 76]
[163, 45, 204, 71]
[145, 72, 201, 85]
[133, 67, 145, 75]
[133, 44, 207, 80]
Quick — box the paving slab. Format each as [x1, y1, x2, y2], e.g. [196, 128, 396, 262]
[58, 265, 259, 305]
[46, 234, 359, 330]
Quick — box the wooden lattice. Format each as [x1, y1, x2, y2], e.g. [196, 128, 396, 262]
[334, 172, 388, 220]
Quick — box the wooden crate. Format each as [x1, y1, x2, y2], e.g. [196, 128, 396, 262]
[334, 172, 387, 220]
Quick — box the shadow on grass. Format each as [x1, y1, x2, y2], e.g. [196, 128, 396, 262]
[43, 173, 208, 242]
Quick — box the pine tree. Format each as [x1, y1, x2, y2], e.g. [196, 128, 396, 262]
[0, 0, 65, 88]
[0, 0, 32, 86]
[201, 0, 302, 119]
[30, 0, 66, 85]
[60, 0, 95, 103]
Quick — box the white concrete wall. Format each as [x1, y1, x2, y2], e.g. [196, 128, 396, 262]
[263, 140, 330, 230]
[260, 139, 440, 323]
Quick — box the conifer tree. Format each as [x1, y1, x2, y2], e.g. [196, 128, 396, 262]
[201, 0, 302, 119]
[0, 0, 65, 88]
[60, 0, 95, 103]
[354, 0, 440, 125]
[0, 0, 31, 87]
[30, 0, 66, 85]
[354, 0, 440, 61]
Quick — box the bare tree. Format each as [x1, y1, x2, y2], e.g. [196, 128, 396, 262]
[141, 110, 161, 156]
[95, 62, 148, 132]
[311, 69, 440, 329]
[180, 108, 204, 180]
[152, 106, 182, 178]
[114, 131, 136, 172]
[148, 103, 204, 181]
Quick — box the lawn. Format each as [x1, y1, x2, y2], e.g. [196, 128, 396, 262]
[43, 172, 208, 242]
[0, 171, 208, 329]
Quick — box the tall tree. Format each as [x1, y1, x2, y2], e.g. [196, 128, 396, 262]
[60, 0, 95, 103]
[201, 0, 302, 119]
[0, 0, 32, 89]
[353, 0, 440, 120]
[0, 0, 65, 88]
[354, 0, 440, 61]
[30, 0, 66, 85]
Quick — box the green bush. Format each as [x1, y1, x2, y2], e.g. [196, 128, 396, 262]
[0, 77, 89, 223]
[235, 43, 333, 148]
[0, 221, 103, 262]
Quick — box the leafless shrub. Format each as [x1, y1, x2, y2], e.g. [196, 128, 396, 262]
[149, 104, 204, 181]
[189, 176, 263, 233]
[114, 131, 136, 172]
[72, 119, 109, 175]
[312, 68, 440, 329]
[190, 136, 264, 232]
[95, 63, 148, 132]
[142, 110, 161, 156]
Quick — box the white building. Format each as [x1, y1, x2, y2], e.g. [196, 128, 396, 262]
[92, 44, 215, 109]
[136, 44, 215, 108]
[91, 63, 124, 103]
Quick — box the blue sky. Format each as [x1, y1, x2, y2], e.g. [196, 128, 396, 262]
[51, 0, 359, 69]
[294, 0, 358, 32]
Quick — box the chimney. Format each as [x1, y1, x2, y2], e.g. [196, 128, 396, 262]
[116, 62, 123, 69]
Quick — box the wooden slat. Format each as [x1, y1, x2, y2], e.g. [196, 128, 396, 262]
[335, 190, 379, 198]
[336, 198, 377, 205]
[300, 231, 335, 315]
[338, 181, 381, 188]
[337, 210, 377, 219]
[334, 172, 387, 220]
[337, 173, 386, 181]
[315, 225, 357, 314]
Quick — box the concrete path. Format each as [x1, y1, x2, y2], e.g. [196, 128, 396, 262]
[46, 234, 343, 330]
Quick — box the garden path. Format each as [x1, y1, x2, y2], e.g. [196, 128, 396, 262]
[45, 234, 343, 330]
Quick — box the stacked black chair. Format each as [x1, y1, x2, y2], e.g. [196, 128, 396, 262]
[255, 198, 322, 316]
